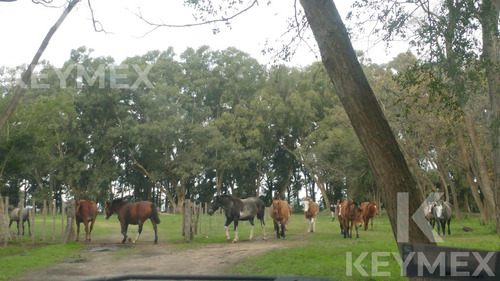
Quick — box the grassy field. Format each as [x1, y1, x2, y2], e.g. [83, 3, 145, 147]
[1, 210, 499, 281]
[230, 211, 500, 280]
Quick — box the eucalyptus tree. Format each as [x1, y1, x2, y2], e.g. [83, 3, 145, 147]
[348, 0, 499, 230]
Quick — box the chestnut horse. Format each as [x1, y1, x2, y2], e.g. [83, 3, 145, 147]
[360, 201, 379, 231]
[207, 195, 266, 243]
[303, 197, 319, 233]
[335, 199, 345, 235]
[75, 200, 98, 242]
[270, 196, 291, 239]
[105, 199, 161, 244]
[341, 200, 363, 239]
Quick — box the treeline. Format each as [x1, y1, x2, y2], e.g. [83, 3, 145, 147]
[0, 46, 494, 222]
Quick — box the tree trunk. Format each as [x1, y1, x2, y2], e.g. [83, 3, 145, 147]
[282, 144, 331, 208]
[216, 169, 224, 196]
[300, 0, 433, 247]
[457, 130, 488, 225]
[464, 110, 495, 220]
[434, 144, 461, 218]
[479, 0, 500, 234]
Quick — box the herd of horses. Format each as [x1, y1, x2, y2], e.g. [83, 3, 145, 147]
[6, 196, 454, 244]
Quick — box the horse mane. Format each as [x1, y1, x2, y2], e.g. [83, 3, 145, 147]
[111, 198, 129, 204]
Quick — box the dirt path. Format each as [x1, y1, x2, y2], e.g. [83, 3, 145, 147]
[14, 235, 295, 281]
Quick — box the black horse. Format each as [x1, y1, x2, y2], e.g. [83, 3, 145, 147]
[9, 206, 31, 236]
[207, 195, 266, 242]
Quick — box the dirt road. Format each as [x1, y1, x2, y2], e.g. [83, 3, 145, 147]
[14, 235, 292, 281]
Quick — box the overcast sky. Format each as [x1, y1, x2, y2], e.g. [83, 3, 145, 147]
[0, 0, 408, 68]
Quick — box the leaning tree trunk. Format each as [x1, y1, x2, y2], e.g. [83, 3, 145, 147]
[300, 0, 434, 247]
[479, 0, 500, 234]
[0, 0, 79, 131]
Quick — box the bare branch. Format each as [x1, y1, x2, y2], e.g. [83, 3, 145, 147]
[87, 0, 108, 34]
[0, 0, 80, 132]
[136, 0, 258, 29]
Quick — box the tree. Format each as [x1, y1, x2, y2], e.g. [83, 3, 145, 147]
[299, 0, 433, 247]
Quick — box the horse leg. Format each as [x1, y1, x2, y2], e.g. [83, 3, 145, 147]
[134, 221, 143, 243]
[26, 218, 31, 236]
[274, 221, 280, 239]
[312, 217, 316, 233]
[280, 221, 285, 238]
[248, 218, 255, 241]
[121, 223, 129, 243]
[261, 219, 266, 240]
[364, 217, 368, 231]
[447, 219, 451, 235]
[355, 224, 359, 239]
[370, 217, 374, 231]
[224, 218, 233, 242]
[76, 221, 81, 241]
[342, 218, 349, 238]
[151, 219, 158, 244]
[89, 218, 96, 242]
[233, 220, 239, 243]
[83, 220, 90, 242]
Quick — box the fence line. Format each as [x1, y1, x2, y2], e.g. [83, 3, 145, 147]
[0, 197, 77, 248]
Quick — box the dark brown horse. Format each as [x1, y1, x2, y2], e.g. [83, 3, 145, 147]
[360, 201, 379, 231]
[105, 199, 161, 244]
[75, 200, 98, 242]
[270, 196, 291, 239]
[341, 200, 363, 239]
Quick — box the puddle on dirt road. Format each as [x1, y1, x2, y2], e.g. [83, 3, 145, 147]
[82, 246, 123, 252]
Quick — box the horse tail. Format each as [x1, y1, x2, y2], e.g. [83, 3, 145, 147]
[151, 204, 161, 224]
[255, 198, 266, 222]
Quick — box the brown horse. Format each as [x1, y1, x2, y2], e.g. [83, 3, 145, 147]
[303, 197, 319, 233]
[341, 200, 363, 239]
[360, 201, 379, 231]
[335, 199, 345, 235]
[75, 200, 98, 242]
[105, 199, 161, 244]
[270, 196, 291, 239]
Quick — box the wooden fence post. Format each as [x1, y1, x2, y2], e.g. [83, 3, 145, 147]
[63, 199, 75, 243]
[19, 200, 24, 246]
[31, 199, 35, 244]
[182, 200, 192, 240]
[42, 200, 47, 242]
[61, 201, 65, 236]
[52, 200, 56, 240]
[1, 195, 8, 247]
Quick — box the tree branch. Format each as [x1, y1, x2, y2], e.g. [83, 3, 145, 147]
[0, 0, 79, 132]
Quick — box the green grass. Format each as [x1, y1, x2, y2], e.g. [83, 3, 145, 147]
[1, 210, 498, 281]
[230, 211, 500, 280]
[0, 242, 85, 281]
